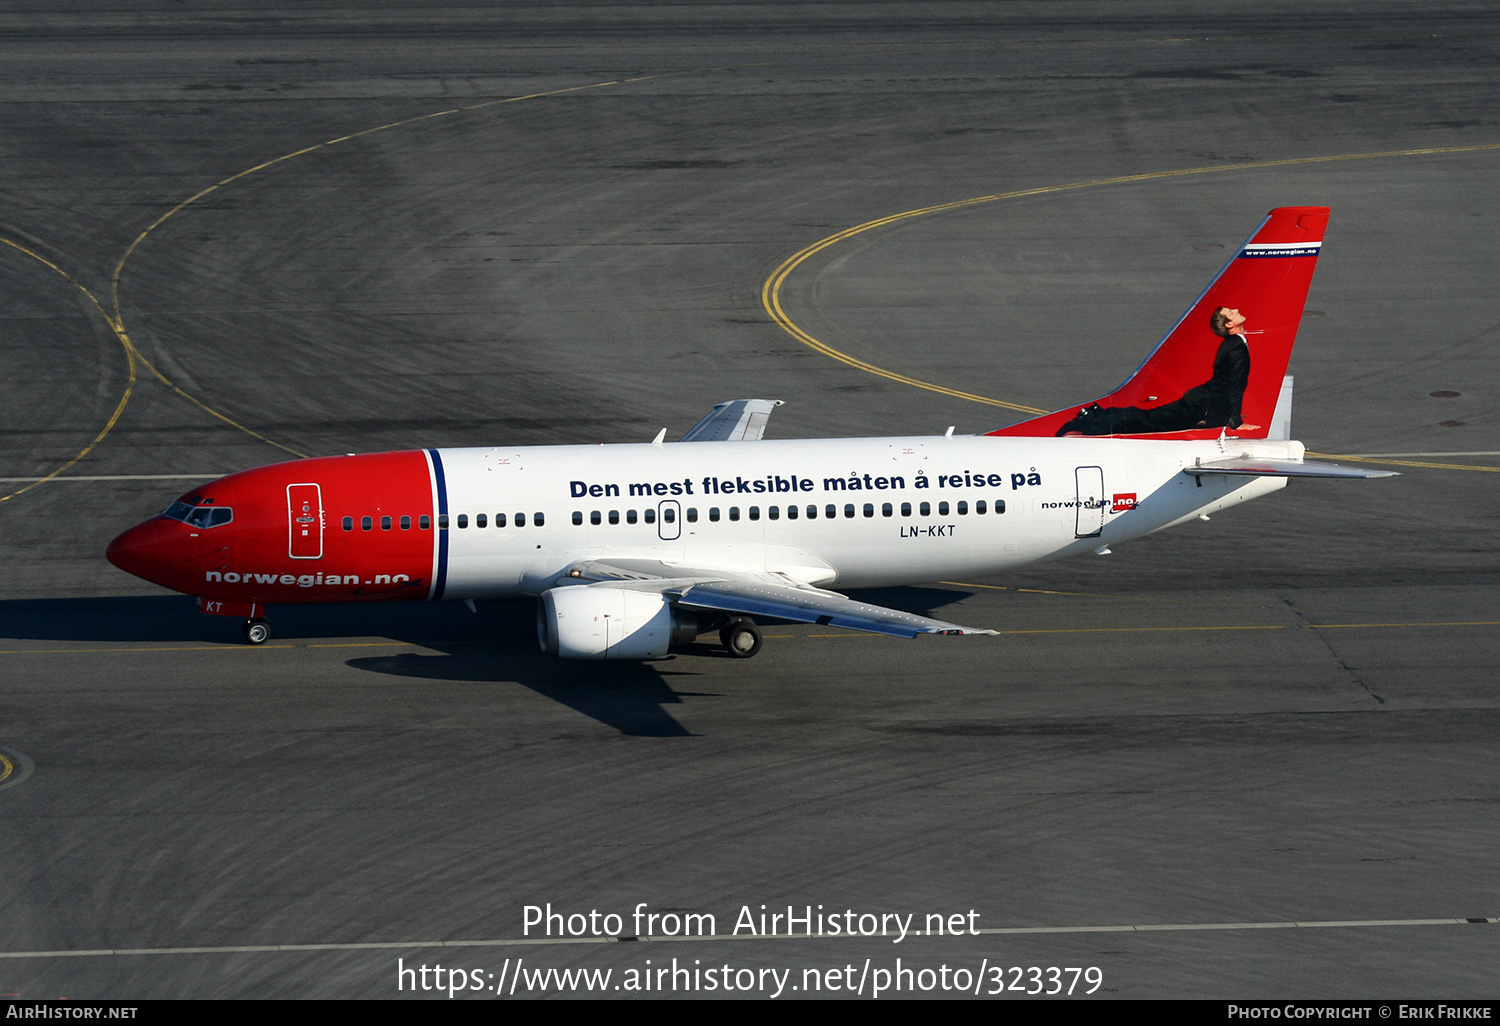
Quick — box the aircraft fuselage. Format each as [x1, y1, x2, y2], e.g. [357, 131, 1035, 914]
[107, 434, 1292, 611]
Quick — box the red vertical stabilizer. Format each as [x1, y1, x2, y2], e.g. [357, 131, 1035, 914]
[989, 206, 1329, 440]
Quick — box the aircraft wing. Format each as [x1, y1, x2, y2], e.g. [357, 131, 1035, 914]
[672, 580, 997, 637]
[679, 399, 784, 442]
[560, 558, 997, 638]
[1183, 457, 1398, 479]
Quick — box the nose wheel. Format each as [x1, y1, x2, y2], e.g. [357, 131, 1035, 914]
[719, 618, 762, 659]
[243, 619, 270, 645]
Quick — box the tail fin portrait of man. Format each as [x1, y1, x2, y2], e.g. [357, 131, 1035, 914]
[991, 206, 1328, 441]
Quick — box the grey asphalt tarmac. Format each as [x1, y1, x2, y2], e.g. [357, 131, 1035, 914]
[1, 2, 1498, 1000]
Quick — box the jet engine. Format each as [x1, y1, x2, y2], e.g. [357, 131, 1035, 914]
[537, 585, 702, 659]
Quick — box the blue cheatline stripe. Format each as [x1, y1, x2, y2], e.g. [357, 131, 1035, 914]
[428, 449, 449, 601]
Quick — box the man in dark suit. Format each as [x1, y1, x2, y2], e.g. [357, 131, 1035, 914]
[1056, 306, 1259, 436]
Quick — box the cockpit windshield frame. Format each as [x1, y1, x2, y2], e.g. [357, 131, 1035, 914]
[163, 502, 233, 528]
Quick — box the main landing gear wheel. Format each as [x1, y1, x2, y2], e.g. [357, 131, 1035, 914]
[720, 619, 762, 659]
[243, 619, 270, 645]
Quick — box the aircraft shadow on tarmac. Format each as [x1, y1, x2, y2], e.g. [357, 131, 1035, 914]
[348, 646, 713, 738]
[0, 587, 974, 737]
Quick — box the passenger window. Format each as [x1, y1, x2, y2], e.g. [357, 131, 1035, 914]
[957, 501, 968, 515]
[419, 515, 431, 530]
[901, 502, 911, 517]
[709, 507, 720, 522]
[455, 514, 467, 529]
[994, 499, 1006, 514]
[516, 512, 527, 527]
[382, 516, 393, 530]
[572, 511, 583, 526]
[401, 515, 412, 530]
[626, 510, 637, 524]
[475, 513, 486, 528]
[919, 502, 930, 517]
[768, 506, 779, 521]
[664, 507, 676, 523]
[362, 516, 373, 531]
[609, 510, 619, 525]
[533, 512, 544, 527]
[644, 508, 656, 524]
[807, 505, 817, 519]
[938, 502, 950, 516]
[826, 505, 837, 518]
[862, 503, 874, 518]
[343, 516, 353, 531]
[881, 502, 892, 517]
[495, 512, 507, 528]
[729, 507, 740, 522]
[437, 514, 448, 530]
[844, 504, 855, 518]
[976, 501, 987, 515]
[748, 507, 760, 521]
[686, 508, 698, 523]
[591, 510, 602, 525]
[786, 505, 797, 520]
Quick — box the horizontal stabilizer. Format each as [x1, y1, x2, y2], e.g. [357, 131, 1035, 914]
[1184, 458, 1398, 479]
[680, 399, 784, 442]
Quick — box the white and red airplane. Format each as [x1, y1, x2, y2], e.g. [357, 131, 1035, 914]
[107, 206, 1392, 658]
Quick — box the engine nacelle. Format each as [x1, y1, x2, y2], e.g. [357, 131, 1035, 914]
[537, 585, 701, 659]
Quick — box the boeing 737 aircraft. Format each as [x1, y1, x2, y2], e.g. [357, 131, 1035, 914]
[107, 206, 1393, 658]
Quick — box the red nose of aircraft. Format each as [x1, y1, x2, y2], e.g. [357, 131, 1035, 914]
[107, 511, 232, 594]
[106, 516, 187, 589]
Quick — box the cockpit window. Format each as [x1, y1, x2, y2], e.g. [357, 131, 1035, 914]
[163, 502, 233, 528]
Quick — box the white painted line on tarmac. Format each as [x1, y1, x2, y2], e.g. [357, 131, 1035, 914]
[1, 917, 1493, 959]
[0, 475, 227, 482]
[1344, 453, 1500, 462]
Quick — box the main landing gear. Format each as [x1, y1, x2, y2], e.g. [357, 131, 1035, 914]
[243, 619, 270, 645]
[719, 618, 762, 659]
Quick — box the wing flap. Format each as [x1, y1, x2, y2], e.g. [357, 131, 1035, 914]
[679, 399, 784, 442]
[674, 581, 997, 638]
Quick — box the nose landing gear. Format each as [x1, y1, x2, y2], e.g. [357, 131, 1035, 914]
[243, 619, 270, 645]
[719, 618, 762, 659]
